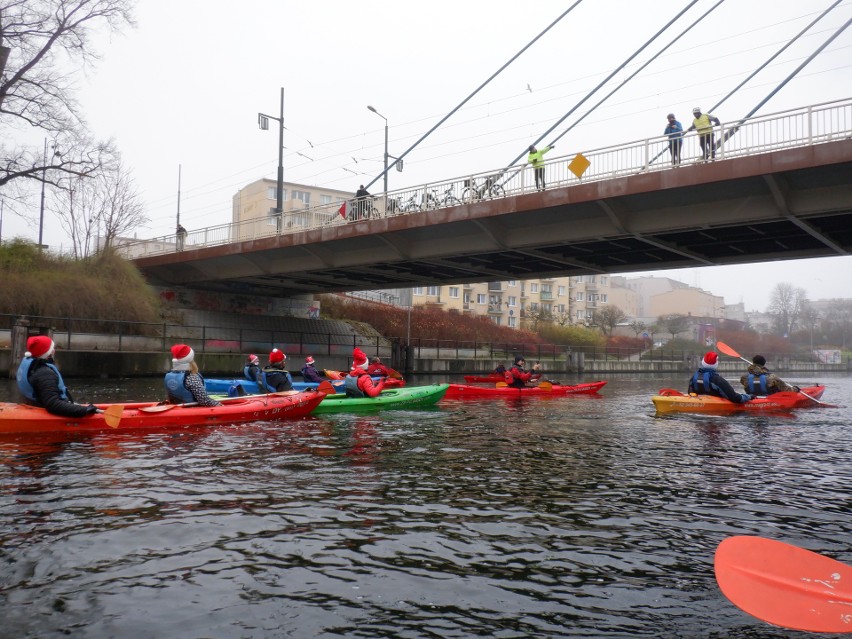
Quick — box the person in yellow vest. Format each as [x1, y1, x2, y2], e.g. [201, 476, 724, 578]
[527, 144, 554, 191]
[692, 107, 721, 161]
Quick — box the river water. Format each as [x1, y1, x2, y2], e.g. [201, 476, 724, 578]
[1, 373, 850, 638]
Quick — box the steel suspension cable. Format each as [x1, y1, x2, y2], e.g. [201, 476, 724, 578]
[363, 0, 585, 192]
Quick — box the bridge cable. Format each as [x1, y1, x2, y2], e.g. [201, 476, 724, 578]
[720, 11, 852, 145]
[500, 0, 701, 172]
[363, 0, 586, 192]
[645, 0, 847, 167]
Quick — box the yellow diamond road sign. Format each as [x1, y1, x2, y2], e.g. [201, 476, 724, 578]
[568, 153, 590, 178]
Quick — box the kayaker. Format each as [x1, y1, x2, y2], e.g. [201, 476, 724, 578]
[493, 362, 507, 375]
[345, 348, 385, 398]
[688, 352, 751, 403]
[244, 354, 261, 382]
[505, 355, 542, 388]
[261, 348, 294, 392]
[301, 356, 325, 383]
[740, 355, 799, 395]
[366, 357, 393, 378]
[165, 344, 222, 406]
[16, 335, 103, 417]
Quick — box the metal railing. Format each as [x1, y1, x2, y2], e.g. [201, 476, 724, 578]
[116, 96, 852, 259]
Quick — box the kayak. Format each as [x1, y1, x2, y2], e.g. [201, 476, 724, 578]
[463, 374, 506, 383]
[0, 390, 328, 434]
[652, 385, 826, 415]
[324, 369, 405, 387]
[311, 384, 449, 414]
[444, 380, 607, 398]
[205, 377, 346, 394]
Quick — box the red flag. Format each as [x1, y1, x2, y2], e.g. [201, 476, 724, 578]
[338, 201, 347, 218]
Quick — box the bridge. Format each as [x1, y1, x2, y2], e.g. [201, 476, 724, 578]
[125, 99, 852, 298]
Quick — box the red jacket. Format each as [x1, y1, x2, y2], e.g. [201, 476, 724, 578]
[505, 365, 538, 389]
[347, 368, 385, 397]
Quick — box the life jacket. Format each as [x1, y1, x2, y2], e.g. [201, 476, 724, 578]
[164, 370, 195, 404]
[505, 365, 528, 388]
[261, 368, 292, 392]
[693, 113, 716, 134]
[746, 373, 769, 395]
[690, 370, 722, 396]
[244, 364, 260, 382]
[345, 372, 365, 398]
[16, 358, 69, 403]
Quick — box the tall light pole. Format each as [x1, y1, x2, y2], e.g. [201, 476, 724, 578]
[258, 88, 285, 231]
[367, 105, 388, 195]
[37, 138, 59, 250]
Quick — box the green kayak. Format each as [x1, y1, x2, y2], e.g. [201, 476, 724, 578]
[311, 384, 449, 414]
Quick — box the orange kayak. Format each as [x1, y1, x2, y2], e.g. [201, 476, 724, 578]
[652, 385, 826, 414]
[0, 390, 327, 434]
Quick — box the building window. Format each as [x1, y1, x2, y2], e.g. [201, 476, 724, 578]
[530, 302, 539, 311]
[463, 293, 471, 304]
[427, 286, 439, 296]
[557, 286, 566, 296]
[601, 277, 608, 286]
[507, 296, 517, 307]
[449, 287, 459, 298]
[530, 283, 539, 293]
[320, 194, 332, 205]
[601, 294, 608, 303]
[413, 287, 424, 295]
[557, 304, 565, 313]
[492, 316, 501, 326]
[576, 292, 585, 301]
[577, 310, 585, 320]
[267, 186, 288, 200]
[292, 190, 311, 206]
[507, 280, 517, 287]
[543, 303, 552, 313]
[477, 294, 486, 304]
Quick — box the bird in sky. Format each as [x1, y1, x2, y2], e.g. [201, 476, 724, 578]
[526, 84, 532, 93]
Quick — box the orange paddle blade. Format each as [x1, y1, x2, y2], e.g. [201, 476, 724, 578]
[714, 535, 852, 633]
[495, 382, 508, 388]
[716, 341, 741, 359]
[317, 381, 336, 395]
[102, 404, 124, 428]
[139, 404, 178, 413]
[388, 368, 404, 380]
[537, 381, 553, 391]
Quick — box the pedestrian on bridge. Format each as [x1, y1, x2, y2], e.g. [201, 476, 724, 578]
[664, 114, 683, 166]
[355, 185, 371, 220]
[527, 144, 554, 191]
[692, 107, 721, 161]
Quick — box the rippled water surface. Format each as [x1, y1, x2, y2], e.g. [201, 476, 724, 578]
[1, 374, 850, 638]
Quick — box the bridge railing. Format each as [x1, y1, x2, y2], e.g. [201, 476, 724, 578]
[118, 98, 852, 259]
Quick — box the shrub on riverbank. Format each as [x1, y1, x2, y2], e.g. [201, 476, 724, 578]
[0, 240, 161, 323]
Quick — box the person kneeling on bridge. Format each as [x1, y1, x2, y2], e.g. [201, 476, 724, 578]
[345, 348, 385, 398]
[688, 352, 751, 403]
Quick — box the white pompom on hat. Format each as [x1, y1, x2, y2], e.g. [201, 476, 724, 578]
[701, 351, 718, 369]
[26, 335, 55, 359]
[171, 343, 194, 364]
[269, 348, 285, 364]
[353, 348, 368, 368]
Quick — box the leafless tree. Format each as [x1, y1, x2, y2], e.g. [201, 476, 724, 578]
[658, 313, 690, 340]
[592, 305, 627, 336]
[768, 282, 807, 337]
[0, 0, 135, 212]
[628, 319, 647, 337]
[49, 155, 147, 258]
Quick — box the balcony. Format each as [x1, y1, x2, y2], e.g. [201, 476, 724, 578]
[487, 283, 503, 292]
[487, 305, 504, 315]
[540, 292, 553, 301]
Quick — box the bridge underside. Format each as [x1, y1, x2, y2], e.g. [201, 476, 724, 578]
[135, 140, 852, 297]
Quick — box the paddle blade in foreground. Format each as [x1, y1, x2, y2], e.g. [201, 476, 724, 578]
[714, 535, 852, 633]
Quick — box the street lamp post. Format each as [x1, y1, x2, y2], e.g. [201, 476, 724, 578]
[37, 138, 59, 250]
[258, 88, 285, 232]
[367, 105, 388, 195]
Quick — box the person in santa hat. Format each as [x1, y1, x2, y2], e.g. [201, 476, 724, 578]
[164, 344, 222, 406]
[260, 348, 293, 392]
[300, 355, 325, 384]
[345, 347, 385, 398]
[243, 354, 261, 382]
[688, 351, 752, 403]
[16, 335, 103, 417]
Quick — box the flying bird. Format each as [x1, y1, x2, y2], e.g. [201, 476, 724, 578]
[526, 84, 532, 93]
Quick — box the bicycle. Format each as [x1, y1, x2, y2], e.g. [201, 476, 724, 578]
[462, 175, 505, 201]
[352, 196, 379, 220]
[398, 193, 422, 213]
[424, 186, 463, 209]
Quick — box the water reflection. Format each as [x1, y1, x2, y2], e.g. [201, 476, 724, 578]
[0, 374, 849, 638]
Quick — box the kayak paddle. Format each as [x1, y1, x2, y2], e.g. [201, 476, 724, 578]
[102, 405, 124, 428]
[715, 535, 852, 633]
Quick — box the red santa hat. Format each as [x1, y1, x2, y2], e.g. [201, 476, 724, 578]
[26, 335, 55, 359]
[269, 348, 285, 364]
[248, 354, 259, 364]
[305, 356, 315, 365]
[171, 343, 194, 363]
[701, 351, 718, 369]
[352, 347, 368, 367]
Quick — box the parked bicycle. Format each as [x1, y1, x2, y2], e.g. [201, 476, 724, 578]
[423, 186, 463, 209]
[397, 192, 422, 213]
[462, 175, 505, 201]
[352, 196, 379, 220]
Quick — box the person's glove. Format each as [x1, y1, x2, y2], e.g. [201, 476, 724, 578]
[740, 394, 752, 403]
[85, 404, 101, 415]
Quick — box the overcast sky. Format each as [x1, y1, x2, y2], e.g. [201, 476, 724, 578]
[5, 0, 852, 311]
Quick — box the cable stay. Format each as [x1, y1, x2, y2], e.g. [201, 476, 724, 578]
[363, 0, 585, 192]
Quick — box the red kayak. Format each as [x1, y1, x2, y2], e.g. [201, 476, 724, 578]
[652, 385, 826, 414]
[0, 390, 328, 434]
[463, 374, 506, 383]
[444, 380, 607, 398]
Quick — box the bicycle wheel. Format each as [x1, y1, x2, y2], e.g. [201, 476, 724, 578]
[462, 187, 477, 201]
[443, 196, 462, 207]
[488, 183, 505, 198]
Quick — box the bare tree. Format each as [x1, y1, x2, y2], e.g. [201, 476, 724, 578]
[49, 155, 147, 258]
[658, 313, 690, 340]
[0, 0, 135, 211]
[768, 283, 807, 337]
[592, 305, 627, 336]
[628, 320, 647, 337]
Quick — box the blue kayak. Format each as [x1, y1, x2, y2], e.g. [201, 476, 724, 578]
[205, 377, 346, 395]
